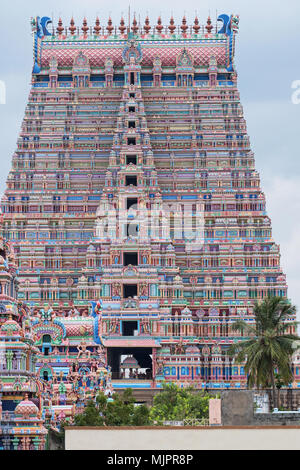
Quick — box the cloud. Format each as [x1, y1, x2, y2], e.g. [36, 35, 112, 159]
[264, 176, 300, 317]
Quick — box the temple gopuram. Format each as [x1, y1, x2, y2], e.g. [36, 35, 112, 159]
[0, 13, 298, 446]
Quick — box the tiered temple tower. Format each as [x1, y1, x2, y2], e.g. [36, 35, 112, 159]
[0, 226, 47, 450]
[0, 13, 297, 397]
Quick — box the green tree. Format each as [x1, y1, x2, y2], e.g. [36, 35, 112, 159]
[149, 382, 211, 425]
[228, 297, 299, 409]
[74, 389, 150, 426]
[103, 389, 150, 426]
[188, 389, 211, 420]
[74, 400, 104, 426]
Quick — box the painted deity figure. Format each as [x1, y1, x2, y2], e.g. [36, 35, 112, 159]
[140, 283, 148, 297]
[77, 342, 91, 360]
[156, 357, 165, 376]
[109, 318, 119, 335]
[142, 253, 149, 264]
[96, 345, 106, 365]
[123, 298, 137, 308]
[112, 251, 120, 265]
[94, 301, 102, 316]
[40, 306, 55, 322]
[90, 358, 99, 372]
[68, 306, 80, 317]
[112, 282, 121, 297]
[17, 301, 29, 326]
[141, 317, 150, 335]
[12, 353, 18, 370]
[175, 337, 185, 355]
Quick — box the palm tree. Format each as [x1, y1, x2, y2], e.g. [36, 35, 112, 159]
[228, 297, 299, 409]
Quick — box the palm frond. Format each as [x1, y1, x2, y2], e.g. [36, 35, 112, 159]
[228, 297, 299, 391]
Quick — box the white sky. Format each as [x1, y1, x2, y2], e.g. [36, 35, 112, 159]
[0, 0, 299, 316]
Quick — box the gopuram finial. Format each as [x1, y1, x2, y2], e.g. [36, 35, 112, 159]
[94, 17, 101, 35]
[144, 16, 151, 34]
[119, 17, 126, 35]
[168, 16, 176, 35]
[206, 16, 213, 34]
[106, 17, 114, 35]
[69, 17, 76, 35]
[56, 18, 64, 36]
[193, 16, 200, 34]
[156, 16, 163, 34]
[131, 15, 138, 34]
[181, 15, 188, 34]
[82, 17, 89, 35]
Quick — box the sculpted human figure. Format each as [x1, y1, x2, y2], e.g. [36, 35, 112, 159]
[156, 357, 165, 375]
[140, 283, 148, 297]
[17, 301, 29, 326]
[68, 306, 79, 317]
[109, 318, 119, 334]
[90, 358, 99, 372]
[141, 317, 150, 334]
[77, 341, 91, 359]
[96, 345, 106, 365]
[112, 282, 121, 297]
[175, 336, 185, 354]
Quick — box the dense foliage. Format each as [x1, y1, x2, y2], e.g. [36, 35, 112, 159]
[74, 389, 150, 426]
[149, 383, 211, 424]
[74, 384, 212, 427]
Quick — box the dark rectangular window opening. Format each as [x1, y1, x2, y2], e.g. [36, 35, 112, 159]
[129, 93, 135, 98]
[129, 106, 135, 113]
[126, 175, 137, 186]
[128, 137, 136, 145]
[127, 197, 138, 210]
[130, 72, 135, 85]
[124, 284, 138, 298]
[124, 252, 138, 266]
[128, 121, 136, 129]
[126, 155, 137, 165]
[122, 321, 138, 336]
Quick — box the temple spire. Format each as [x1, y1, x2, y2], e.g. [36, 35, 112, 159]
[119, 17, 126, 35]
[82, 17, 89, 36]
[106, 17, 114, 35]
[206, 16, 213, 34]
[193, 16, 200, 34]
[132, 15, 138, 34]
[69, 17, 76, 36]
[144, 16, 151, 34]
[156, 16, 163, 34]
[94, 17, 101, 36]
[56, 18, 64, 36]
[181, 15, 188, 34]
[168, 16, 176, 35]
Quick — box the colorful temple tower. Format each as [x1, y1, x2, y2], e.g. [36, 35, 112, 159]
[0, 13, 296, 402]
[0, 226, 47, 450]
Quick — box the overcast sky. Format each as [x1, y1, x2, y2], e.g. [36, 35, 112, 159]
[0, 0, 299, 314]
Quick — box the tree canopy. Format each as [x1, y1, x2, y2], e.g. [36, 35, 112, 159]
[73, 384, 213, 427]
[228, 296, 299, 408]
[74, 389, 150, 426]
[149, 382, 211, 424]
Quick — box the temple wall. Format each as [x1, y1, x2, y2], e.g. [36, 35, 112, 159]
[65, 426, 300, 450]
